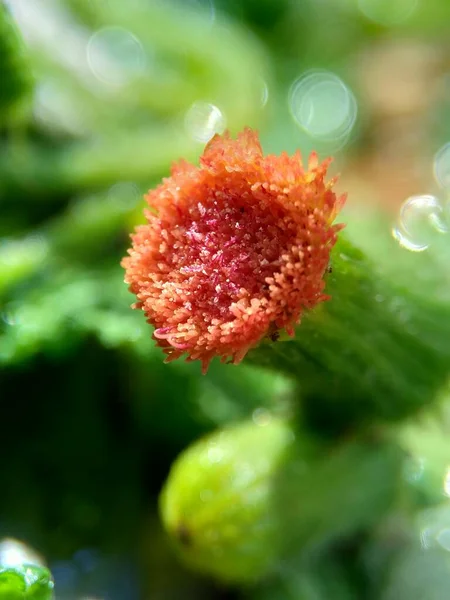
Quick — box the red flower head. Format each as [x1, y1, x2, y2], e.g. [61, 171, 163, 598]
[122, 128, 345, 373]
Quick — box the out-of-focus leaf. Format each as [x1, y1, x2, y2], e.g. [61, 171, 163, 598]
[0, 3, 33, 124]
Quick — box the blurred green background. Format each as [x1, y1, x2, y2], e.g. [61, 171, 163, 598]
[1, 0, 450, 598]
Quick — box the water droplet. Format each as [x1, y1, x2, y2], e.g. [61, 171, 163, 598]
[184, 102, 226, 143]
[392, 194, 448, 251]
[401, 194, 448, 235]
[433, 142, 450, 189]
[436, 528, 450, 552]
[357, 0, 419, 25]
[289, 71, 357, 145]
[392, 226, 428, 252]
[252, 407, 272, 426]
[87, 26, 146, 86]
[375, 294, 384, 303]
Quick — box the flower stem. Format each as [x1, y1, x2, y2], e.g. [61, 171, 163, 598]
[247, 230, 450, 433]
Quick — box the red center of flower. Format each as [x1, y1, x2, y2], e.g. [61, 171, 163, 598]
[165, 192, 294, 319]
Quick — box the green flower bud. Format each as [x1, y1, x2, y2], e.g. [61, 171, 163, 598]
[160, 418, 403, 583]
[160, 417, 296, 583]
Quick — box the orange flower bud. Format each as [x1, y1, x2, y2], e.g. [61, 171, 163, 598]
[122, 128, 345, 372]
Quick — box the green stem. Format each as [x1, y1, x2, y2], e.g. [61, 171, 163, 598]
[248, 228, 450, 432]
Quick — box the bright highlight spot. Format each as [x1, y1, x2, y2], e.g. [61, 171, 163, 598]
[184, 101, 226, 143]
[391, 226, 427, 252]
[0, 539, 44, 568]
[289, 71, 357, 145]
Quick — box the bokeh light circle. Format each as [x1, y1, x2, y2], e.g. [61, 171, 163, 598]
[87, 26, 146, 86]
[392, 194, 448, 252]
[288, 71, 357, 144]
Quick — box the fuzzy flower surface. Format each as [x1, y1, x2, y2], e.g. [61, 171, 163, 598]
[122, 129, 345, 372]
